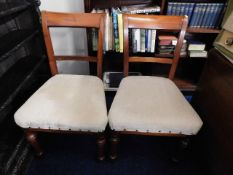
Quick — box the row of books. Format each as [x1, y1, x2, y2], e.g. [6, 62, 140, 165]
[167, 2, 226, 28]
[91, 5, 160, 52]
[131, 29, 157, 53]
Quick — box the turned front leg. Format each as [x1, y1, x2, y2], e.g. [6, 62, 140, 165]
[97, 133, 106, 161]
[109, 131, 119, 160]
[25, 130, 43, 156]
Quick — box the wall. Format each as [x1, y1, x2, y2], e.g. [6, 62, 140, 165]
[40, 0, 89, 74]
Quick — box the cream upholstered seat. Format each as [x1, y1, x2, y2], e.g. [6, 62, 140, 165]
[14, 74, 108, 132]
[109, 76, 203, 135]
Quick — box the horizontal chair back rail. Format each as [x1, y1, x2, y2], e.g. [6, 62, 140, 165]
[44, 11, 104, 28]
[126, 15, 185, 30]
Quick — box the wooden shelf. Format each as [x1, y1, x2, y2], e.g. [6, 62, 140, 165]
[187, 27, 221, 34]
[0, 2, 30, 18]
[0, 29, 38, 60]
[174, 78, 197, 91]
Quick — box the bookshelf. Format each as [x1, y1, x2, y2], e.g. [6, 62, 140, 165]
[187, 27, 221, 33]
[84, 0, 227, 91]
[0, 0, 50, 174]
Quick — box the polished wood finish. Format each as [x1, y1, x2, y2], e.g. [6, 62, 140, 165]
[97, 134, 106, 161]
[25, 130, 43, 156]
[123, 14, 188, 80]
[187, 27, 221, 34]
[116, 130, 185, 137]
[173, 78, 197, 91]
[41, 11, 105, 78]
[27, 11, 106, 160]
[109, 132, 119, 160]
[55, 55, 97, 62]
[129, 56, 173, 64]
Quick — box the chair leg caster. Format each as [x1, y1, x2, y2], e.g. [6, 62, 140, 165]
[97, 134, 106, 161]
[109, 132, 119, 160]
[25, 130, 43, 156]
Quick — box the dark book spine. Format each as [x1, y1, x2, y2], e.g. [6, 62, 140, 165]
[167, 2, 172, 15]
[187, 3, 195, 25]
[201, 4, 211, 28]
[112, 8, 119, 52]
[189, 4, 199, 27]
[145, 29, 148, 52]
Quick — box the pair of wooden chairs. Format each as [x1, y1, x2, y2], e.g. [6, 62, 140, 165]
[14, 11, 203, 161]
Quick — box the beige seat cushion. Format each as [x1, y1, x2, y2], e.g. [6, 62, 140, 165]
[108, 76, 203, 135]
[14, 74, 108, 132]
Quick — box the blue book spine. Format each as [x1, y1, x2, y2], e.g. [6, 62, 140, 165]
[188, 3, 195, 19]
[211, 4, 224, 28]
[176, 3, 181, 16]
[190, 4, 200, 28]
[194, 4, 203, 28]
[180, 3, 185, 16]
[198, 3, 208, 28]
[206, 4, 217, 28]
[209, 4, 219, 28]
[187, 3, 195, 25]
[167, 2, 172, 15]
[201, 4, 211, 28]
[183, 3, 189, 16]
[171, 2, 176, 15]
[216, 3, 227, 28]
[112, 8, 119, 52]
[145, 29, 148, 52]
[189, 4, 198, 27]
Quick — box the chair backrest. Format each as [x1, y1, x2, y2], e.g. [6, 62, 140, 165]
[123, 14, 188, 80]
[41, 11, 105, 78]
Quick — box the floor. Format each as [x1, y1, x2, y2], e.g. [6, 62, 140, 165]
[25, 133, 210, 175]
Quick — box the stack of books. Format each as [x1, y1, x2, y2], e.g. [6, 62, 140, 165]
[181, 40, 187, 57]
[167, 2, 226, 29]
[91, 5, 160, 52]
[188, 41, 207, 58]
[158, 35, 177, 55]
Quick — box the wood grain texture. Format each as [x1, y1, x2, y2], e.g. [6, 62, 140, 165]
[123, 14, 188, 79]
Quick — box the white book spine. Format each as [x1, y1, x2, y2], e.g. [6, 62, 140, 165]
[135, 29, 140, 52]
[150, 29, 156, 53]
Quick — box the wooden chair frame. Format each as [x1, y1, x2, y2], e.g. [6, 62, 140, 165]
[110, 14, 189, 160]
[25, 11, 106, 160]
[123, 14, 188, 80]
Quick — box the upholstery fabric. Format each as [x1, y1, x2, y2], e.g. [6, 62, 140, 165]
[14, 74, 108, 132]
[108, 76, 203, 135]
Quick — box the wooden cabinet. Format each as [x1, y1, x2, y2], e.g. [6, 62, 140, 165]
[192, 48, 233, 175]
[84, 0, 227, 91]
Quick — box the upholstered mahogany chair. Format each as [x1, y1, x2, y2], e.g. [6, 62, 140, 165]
[108, 14, 203, 159]
[14, 11, 108, 160]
